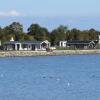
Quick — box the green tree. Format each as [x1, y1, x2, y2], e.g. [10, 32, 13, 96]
[88, 28, 98, 40]
[50, 25, 68, 45]
[9, 22, 23, 33]
[70, 28, 81, 40]
[4, 22, 24, 41]
[27, 24, 49, 41]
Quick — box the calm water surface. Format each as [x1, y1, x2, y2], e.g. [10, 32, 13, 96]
[0, 55, 100, 100]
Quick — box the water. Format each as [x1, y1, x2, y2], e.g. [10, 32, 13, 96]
[0, 55, 100, 100]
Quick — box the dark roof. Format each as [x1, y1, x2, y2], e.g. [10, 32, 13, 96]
[4, 40, 43, 45]
[66, 40, 98, 45]
[4, 41, 21, 45]
[3, 40, 50, 47]
[22, 41, 42, 44]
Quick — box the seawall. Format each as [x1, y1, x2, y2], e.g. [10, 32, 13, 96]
[0, 50, 100, 57]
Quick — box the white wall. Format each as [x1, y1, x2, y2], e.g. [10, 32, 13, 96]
[99, 35, 100, 44]
[59, 41, 67, 47]
[0, 41, 1, 46]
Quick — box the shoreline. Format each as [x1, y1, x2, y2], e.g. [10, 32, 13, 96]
[0, 50, 100, 57]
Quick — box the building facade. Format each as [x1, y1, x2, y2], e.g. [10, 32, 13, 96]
[59, 40, 98, 49]
[3, 38, 51, 51]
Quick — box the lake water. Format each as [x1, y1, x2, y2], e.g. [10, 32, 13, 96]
[0, 55, 100, 100]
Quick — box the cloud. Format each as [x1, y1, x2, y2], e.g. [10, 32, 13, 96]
[0, 10, 22, 17]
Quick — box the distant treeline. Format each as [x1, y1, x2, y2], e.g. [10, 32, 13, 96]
[0, 22, 100, 45]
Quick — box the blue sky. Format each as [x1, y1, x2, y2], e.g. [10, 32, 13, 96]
[0, 0, 100, 17]
[0, 0, 100, 31]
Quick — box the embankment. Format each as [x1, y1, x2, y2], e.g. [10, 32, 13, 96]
[0, 50, 100, 57]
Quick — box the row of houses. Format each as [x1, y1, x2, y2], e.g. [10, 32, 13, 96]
[0, 36, 100, 51]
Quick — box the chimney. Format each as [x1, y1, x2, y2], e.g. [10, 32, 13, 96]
[10, 37, 14, 42]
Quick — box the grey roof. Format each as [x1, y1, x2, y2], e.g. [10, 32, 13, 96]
[4, 41, 43, 45]
[66, 40, 98, 45]
[4, 41, 21, 45]
[22, 41, 42, 44]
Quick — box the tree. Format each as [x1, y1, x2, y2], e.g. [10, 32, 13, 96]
[0, 22, 100, 44]
[50, 25, 68, 45]
[9, 22, 23, 33]
[3, 22, 24, 41]
[70, 28, 81, 40]
[88, 28, 98, 40]
[27, 24, 49, 41]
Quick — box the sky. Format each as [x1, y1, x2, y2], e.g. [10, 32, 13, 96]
[0, 0, 100, 31]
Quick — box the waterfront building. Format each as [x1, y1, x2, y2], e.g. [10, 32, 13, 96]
[3, 38, 51, 51]
[59, 40, 98, 49]
[59, 35, 100, 49]
[66, 40, 98, 49]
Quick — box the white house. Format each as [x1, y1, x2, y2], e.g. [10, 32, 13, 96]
[3, 38, 51, 51]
